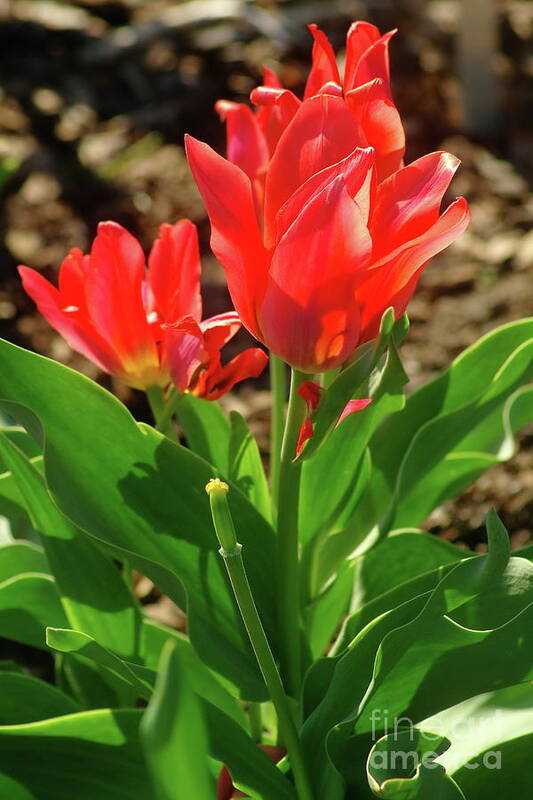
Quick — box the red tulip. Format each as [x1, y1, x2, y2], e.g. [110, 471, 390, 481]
[214, 20, 405, 213]
[186, 127, 470, 372]
[19, 220, 267, 397]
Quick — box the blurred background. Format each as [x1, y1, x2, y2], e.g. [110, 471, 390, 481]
[0, 0, 531, 549]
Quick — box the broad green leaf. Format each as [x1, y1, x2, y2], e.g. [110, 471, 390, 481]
[0, 709, 154, 799]
[0, 459, 42, 519]
[421, 683, 533, 797]
[47, 628, 153, 702]
[351, 530, 468, 612]
[0, 428, 41, 466]
[357, 318, 533, 544]
[300, 341, 407, 555]
[0, 432, 140, 658]
[367, 729, 466, 799]
[392, 355, 533, 529]
[302, 516, 532, 794]
[176, 392, 230, 473]
[318, 531, 466, 657]
[141, 640, 214, 800]
[56, 652, 131, 710]
[0, 339, 277, 699]
[302, 593, 429, 796]
[49, 622, 246, 727]
[0, 672, 80, 724]
[0, 541, 48, 582]
[305, 559, 357, 659]
[228, 411, 272, 523]
[0, 573, 67, 648]
[139, 619, 246, 727]
[48, 631, 294, 798]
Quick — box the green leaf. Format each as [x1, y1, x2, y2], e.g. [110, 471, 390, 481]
[139, 619, 246, 727]
[176, 392, 230, 474]
[351, 530, 468, 612]
[228, 411, 272, 523]
[0, 709, 154, 799]
[367, 729, 466, 799]
[302, 516, 533, 794]
[141, 640, 214, 800]
[0, 431, 140, 658]
[0, 427, 41, 466]
[48, 630, 295, 799]
[0, 573, 67, 648]
[358, 318, 533, 544]
[49, 621, 247, 727]
[300, 341, 407, 551]
[421, 683, 533, 797]
[0, 338, 278, 700]
[47, 628, 153, 701]
[0, 672, 80, 724]
[0, 457, 43, 519]
[0, 541, 48, 583]
[55, 652, 130, 710]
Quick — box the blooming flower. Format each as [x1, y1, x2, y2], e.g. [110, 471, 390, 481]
[186, 133, 470, 373]
[215, 21, 406, 211]
[186, 21, 469, 374]
[19, 220, 267, 397]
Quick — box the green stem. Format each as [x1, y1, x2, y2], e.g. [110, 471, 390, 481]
[276, 369, 308, 698]
[146, 386, 180, 439]
[269, 354, 286, 510]
[248, 702, 263, 742]
[206, 480, 313, 800]
[146, 385, 165, 422]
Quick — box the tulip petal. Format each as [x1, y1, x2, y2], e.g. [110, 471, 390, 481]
[344, 21, 381, 90]
[185, 135, 268, 339]
[360, 197, 470, 340]
[18, 264, 120, 375]
[295, 381, 324, 459]
[200, 311, 241, 353]
[196, 347, 268, 401]
[85, 221, 159, 382]
[304, 25, 341, 99]
[260, 176, 371, 371]
[345, 78, 405, 181]
[164, 316, 204, 394]
[263, 94, 365, 245]
[295, 381, 371, 458]
[337, 397, 372, 426]
[347, 29, 396, 96]
[57, 248, 90, 311]
[215, 100, 269, 184]
[275, 146, 375, 240]
[148, 220, 202, 324]
[369, 151, 461, 260]
[250, 86, 301, 156]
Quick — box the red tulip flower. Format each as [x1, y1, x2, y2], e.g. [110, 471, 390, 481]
[214, 21, 405, 213]
[186, 131, 470, 373]
[19, 220, 267, 397]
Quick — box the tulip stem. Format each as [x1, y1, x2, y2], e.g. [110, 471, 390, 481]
[146, 386, 180, 440]
[206, 479, 313, 800]
[248, 702, 263, 742]
[269, 354, 286, 508]
[276, 368, 308, 699]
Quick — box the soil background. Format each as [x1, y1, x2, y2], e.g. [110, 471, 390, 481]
[0, 0, 531, 561]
